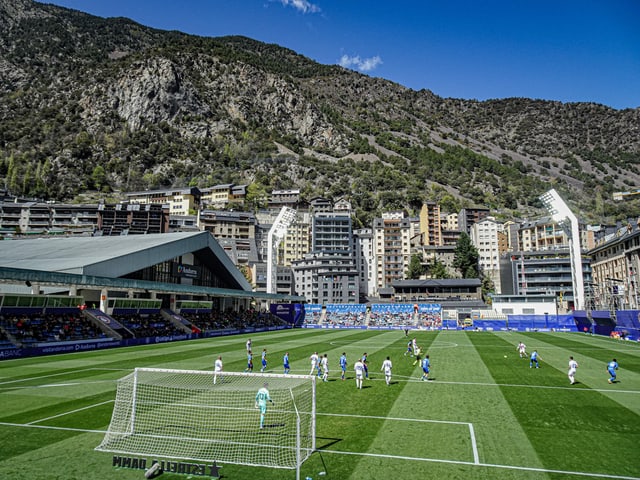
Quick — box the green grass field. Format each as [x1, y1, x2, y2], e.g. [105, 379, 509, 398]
[1, 329, 639, 480]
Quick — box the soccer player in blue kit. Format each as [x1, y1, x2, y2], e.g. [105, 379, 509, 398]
[283, 352, 290, 374]
[361, 353, 369, 379]
[607, 358, 619, 383]
[530, 350, 540, 368]
[421, 355, 430, 381]
[339, 352, 347, 380]
[260, 348, 268, 372]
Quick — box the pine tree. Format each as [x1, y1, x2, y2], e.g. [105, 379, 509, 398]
[406, 254, 425, 279]
[429, 258, 450, 279]
[453, 232, 479, 278]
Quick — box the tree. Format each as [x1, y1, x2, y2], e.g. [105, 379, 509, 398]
[453, 232, 479, 278]
[429, 257, 450, 279]
[481, 274, 495, 304]
[6, 155, 19, 194]
[245, 182, 269, 211]
[406, 254, 425, 279]
[238, 264, 253, 286]
[91, 165, 107, 191]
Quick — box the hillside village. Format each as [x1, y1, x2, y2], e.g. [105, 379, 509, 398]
[2, 183, 638, 318]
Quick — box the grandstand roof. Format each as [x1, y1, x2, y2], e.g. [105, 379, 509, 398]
[0, 232, 306, 302]
[0, 231, 251, 286]
[0, 231, 263, 292]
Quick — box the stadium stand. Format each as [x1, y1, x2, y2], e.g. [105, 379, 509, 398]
[114, 313, 185, 338]
[177, 309, 287, 332]
[324, 304, 367, 327]
[0, 312, 103, 346]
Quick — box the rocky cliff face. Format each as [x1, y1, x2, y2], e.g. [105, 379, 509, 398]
[0, 0, 638, 222]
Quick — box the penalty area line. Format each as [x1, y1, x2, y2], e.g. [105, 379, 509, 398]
[27, 399, 114, 425]
[320, 450, 640, 480]
[0, 422, 107, 435]
[316, 411, 480, 466]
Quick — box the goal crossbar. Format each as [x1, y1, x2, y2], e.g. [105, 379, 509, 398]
[96, 367, 316, 472]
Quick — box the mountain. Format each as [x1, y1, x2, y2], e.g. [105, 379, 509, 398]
[1, 0, 639, 226]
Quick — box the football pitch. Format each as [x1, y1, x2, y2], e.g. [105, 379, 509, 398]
[0, 329, 639, 480]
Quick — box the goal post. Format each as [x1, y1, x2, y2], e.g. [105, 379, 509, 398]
[96, 368, 316, 474]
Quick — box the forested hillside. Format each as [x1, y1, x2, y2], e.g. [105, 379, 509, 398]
[1, 0, 639, 225]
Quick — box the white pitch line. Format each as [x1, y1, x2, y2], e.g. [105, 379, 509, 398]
[317, 411, 470, 425]
[0, 422, 107, 434]
[0, 421, 636, 479]
[317, 411, 480, 466]
[0, 367, 130, 386]
[468, 422, 479, 464]
[26, 400, 114, 425]
[0, 369, 93, 385]
[0, 379, 119, 392]
[320, 449, 640, 480]
[416, 378, 640, 394]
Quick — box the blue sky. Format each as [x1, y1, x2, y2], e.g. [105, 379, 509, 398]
[41, 0, 640, 110]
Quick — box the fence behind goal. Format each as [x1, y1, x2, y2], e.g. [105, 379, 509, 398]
[96, 368, 316, 471]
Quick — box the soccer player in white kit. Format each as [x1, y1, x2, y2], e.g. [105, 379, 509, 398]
[321, 354, 329, 382]
[354, 359, 365, 389]
[310, 352, 319, 375]
[568, 356, 578, 384]
[214, 355, 223, 384]
[381, 356, 392, 385]
[517, 342, 527, 358]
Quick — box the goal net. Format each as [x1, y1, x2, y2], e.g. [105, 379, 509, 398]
[96, 368, 316, 471]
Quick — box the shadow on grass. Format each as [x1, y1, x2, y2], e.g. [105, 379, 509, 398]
[315, 436, 342, 449]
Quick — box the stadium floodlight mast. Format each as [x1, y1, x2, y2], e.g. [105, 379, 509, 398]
[539, 188, 585, 310]
[267, 206, 297, 294]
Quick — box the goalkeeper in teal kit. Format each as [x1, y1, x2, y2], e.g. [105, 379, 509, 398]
[255, 383, 274, 429]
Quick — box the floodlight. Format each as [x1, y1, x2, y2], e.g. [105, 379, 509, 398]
[539, 189, 585, 310]
[267, 207, 297, 294]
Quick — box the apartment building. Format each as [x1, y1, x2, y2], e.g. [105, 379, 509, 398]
[198, 210, 256, 240]
[419, 201, 442, 246]
[126, 187, 201, 216]
[354, 228, 375, 299]
[470, 217, 507, 293]
[458, 207, 490, 234]
[518, 217, 594, 252]
[589, 221, 640, 310]
[372, 212, 413, 294]
[499, 250, 592, 311]
[282, 211, 311, 267]
[269, 189, 302, 210]
[0, 201, 98, 235]
[292, 209, 359, 304]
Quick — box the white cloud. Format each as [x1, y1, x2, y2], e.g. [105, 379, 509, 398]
[279, 0, 321, 14]
[339, 54, 383, 72]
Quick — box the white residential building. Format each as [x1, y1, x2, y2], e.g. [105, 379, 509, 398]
[372, 212, 413, 295]
[470, 217, 506, 293]
[354, 228, 375, 299]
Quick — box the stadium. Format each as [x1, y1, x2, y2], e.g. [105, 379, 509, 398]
[0, 232, 639, 480]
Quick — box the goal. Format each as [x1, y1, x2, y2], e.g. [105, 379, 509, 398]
[96, 368, 316, 475]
